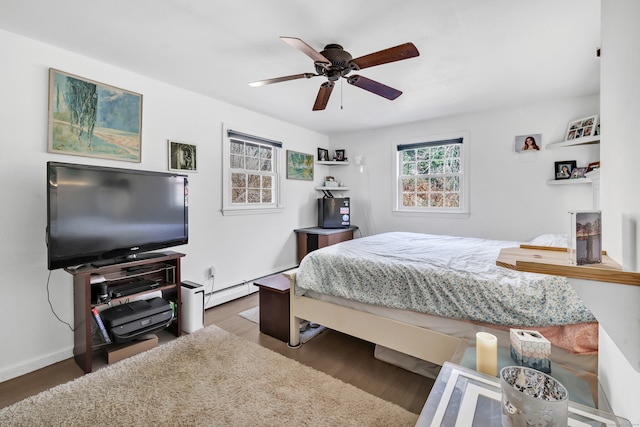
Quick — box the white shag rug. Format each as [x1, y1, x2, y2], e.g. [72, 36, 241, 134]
[0, 325, 417, 426]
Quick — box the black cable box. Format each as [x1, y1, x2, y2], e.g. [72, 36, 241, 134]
[109, 279, 159, 298]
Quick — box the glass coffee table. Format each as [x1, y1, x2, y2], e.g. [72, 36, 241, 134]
[416, 362, 631, 426]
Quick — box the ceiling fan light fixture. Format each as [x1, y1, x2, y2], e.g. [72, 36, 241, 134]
[249, 37, 419, 109]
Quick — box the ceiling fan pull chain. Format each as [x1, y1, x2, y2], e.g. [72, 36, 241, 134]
[341, 78, 344, 110]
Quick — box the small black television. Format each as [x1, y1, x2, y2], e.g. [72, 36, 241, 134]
[46, 161, 189, 270]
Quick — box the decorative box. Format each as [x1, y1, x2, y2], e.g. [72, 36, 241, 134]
[510, 328, 551, 373]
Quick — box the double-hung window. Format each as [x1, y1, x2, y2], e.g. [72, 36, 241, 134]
[222, 127, 283, 216]
[393, 132, 469, 216]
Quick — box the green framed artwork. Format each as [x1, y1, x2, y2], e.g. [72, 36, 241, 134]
[48, 68, 143, 162]
[286, 150, 314, 180]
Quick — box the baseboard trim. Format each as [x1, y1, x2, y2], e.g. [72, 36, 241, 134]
[0, 347, 73, 383]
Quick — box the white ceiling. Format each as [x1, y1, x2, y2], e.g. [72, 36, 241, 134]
[0, 0, 601, 135]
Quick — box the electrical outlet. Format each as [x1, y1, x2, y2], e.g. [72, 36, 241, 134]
[209, 265, 216, 278]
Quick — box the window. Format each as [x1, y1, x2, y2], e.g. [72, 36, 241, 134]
[393, 133, 469, 216]
[222, 127, 283, 215]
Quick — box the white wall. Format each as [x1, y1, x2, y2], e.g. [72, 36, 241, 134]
[598, 0, 640, 423]
[0, 29, 328, 381]
[330, 96, 599, 242]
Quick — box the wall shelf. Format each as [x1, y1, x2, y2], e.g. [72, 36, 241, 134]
[315, 186, 350, 191]
[317, 161, 349, 166]
[547, 178, 591, 185]
[547, 135, 600, 149]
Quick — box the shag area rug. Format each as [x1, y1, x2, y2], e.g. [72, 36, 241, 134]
[238, 306, 327, 343]
[0, 325, 417, 426]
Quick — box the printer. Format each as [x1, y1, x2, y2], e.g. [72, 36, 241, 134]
[100, 297, 174, 343]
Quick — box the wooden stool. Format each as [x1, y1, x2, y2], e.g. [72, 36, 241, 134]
[254, 274, 290, 342]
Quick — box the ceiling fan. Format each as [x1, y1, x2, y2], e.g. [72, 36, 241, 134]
[249, 37, 420, 111]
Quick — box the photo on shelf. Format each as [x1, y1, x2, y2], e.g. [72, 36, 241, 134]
[554, 160, 576, 180]
[334, 149, 346, 161]
[317, 147, 329, 161]
[570, 167, 587, 179]
[565, 114, 598, 140]
[586, 161, 600, 173]
[568, 211, 602, 265]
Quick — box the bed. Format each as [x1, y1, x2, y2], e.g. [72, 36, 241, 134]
[285, 232, 598, 375]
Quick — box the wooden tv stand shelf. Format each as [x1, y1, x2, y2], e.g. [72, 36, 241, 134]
[65, 251, 185, 373]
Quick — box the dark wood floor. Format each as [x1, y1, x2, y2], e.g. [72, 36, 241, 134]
[0, 293, 434, 414]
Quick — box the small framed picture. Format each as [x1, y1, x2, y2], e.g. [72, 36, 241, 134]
[514, 134, 542, 152]
[565, 115, 598, 140]
[334, 149, 346, 161]
[286, 150, 314, 180]
[586, 161, 600, 173]
[570, 167, 587, 179]
[317, 147, 329, 161]
[168, 140, 197, 172]
[555, 160, 576, 180]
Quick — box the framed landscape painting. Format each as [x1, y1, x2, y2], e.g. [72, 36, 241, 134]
[286, 150, 314, 180]
[48, 68, 143, 162]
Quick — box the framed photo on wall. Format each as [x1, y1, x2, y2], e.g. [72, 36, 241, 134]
[168, 140, 197, 172]
[286, 150, 314, 180]
[554, 160, 576, 180]
[48, 68, 143, 162]
[514, 134, 542, 152]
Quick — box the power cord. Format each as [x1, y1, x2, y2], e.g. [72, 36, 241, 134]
[204, 274, 214, 306]
[46, 270, 76, 332]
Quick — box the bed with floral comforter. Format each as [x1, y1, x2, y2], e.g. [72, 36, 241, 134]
[295, 232, 596, 349]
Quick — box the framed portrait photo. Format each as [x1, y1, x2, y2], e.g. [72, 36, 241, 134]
[554, 160, 576, 180]
[168, 140, 197, 172]
[565, 114, 598, 140]
[334, 149, 346, 161]
[514, 134, 542, 152]
[317, 147, 329, 161]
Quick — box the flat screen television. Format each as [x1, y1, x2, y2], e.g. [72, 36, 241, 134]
[46, 161, 189, 270]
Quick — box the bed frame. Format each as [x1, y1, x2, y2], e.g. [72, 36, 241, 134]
[283, 269, 468, 366]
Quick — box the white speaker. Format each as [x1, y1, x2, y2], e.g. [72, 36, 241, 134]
[181, 281, 204, 333]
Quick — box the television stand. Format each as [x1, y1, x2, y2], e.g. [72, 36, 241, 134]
[66, 251, 185, 373]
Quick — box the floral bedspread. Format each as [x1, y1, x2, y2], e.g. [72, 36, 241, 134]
[295, 232, 596, 327]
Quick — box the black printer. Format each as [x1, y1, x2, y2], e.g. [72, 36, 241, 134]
[100, 297, 174, 343]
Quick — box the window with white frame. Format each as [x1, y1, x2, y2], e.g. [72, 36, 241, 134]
[394, 133, 469, 215]
[222, 128, 283, 215]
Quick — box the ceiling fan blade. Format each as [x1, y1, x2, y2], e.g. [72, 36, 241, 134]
[347, 75, 402, 100]
[249, 73, 316, 87]
[313, 81, 334, 111]
[351, 42, 419, 70]
[280, 36, 330, 65]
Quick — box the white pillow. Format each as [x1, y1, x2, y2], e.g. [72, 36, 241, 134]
[528, 234, 568, 247]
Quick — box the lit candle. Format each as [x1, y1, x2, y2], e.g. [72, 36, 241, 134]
[476, 332, 498, 376]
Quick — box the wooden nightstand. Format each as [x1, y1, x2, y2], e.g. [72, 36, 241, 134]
[293, 226, 358, 263]
[254, 274, 290, 342]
